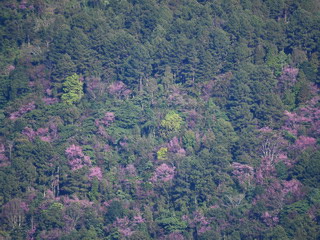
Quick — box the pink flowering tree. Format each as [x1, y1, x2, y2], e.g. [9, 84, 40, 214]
[261, 211, 279, 227]
[113, 214, 145, 238]
[42, 97, 58, 105]
[85, 76, 108, 99]
[231, 162, 254, 189]
[88, 166, 103, 181]
[283, 95, 320, 137]
[293, 136, 317, 150]
[278, 66, 299, 93]
[167, 232, 185, 240]
[0, 143, 9, 167]
[255, 127, 292, 183]
[9, 101, 36, 120]
[22, 127, 52, 142]
[183, 210, 211, 236]
[108, 81, 131, 99]
[65, 145, 91, 171]
[2, 198, 29, 229]
[254, 179, 303, 215]
[150, 164, 175, 183]
[95, 112, 115, 127]
[95, 112, 115, 139]
[167, 136, 186, 157]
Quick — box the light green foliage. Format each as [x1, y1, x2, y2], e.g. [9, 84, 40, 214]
[161, 112, 182, 131]
[183, 130, 196, 150]
[266, 50, 288, 76]
[61, 73, 84, 105]
[157, 147, 168, 160]
[160, 111, 183, 137]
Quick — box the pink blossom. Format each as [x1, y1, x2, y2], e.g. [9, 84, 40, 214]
[113, 216, 134, 237]
[232, 162, 254, 185]
[39, 136, 51, 142]
[119, 138, 128, 148]
[42, 97, 58, 105]
[125, 164, 136, 176]
[278, 66, 299, 92]
[20, 202, 29, 212]
[258, 126, 273, 133]
[26, 225, 36, 240]
[61, 196, 93, 208]
[209, 204, 219, 209]
[9, 102, 36, 120]
[7, 65, 15, 73]
[19, 4, 27, 9]
[22, 127, 52, 142]
[167, 136, 186, 156]
[261, 211, 279, 227]
[133, 214, 145, 224]
[184, 211, 211, 235]
[88, 167, 103, 181]
[168, 136, 181, 152]
[22, 127, 37, 141]
[0, 144, 9, 167]
[177, 148, 186, 156]
[167, 232, 185, 240]
[198, 226, 212, 234]
[66, 145, 85, 158]
[294, 136, 317, 150]
[186, 110, 200, 128]
[97, 125, 108, 138]
[83, 155, 91, 164]
[108, 81, 125, 95]
[37, 127, 49, 135]
[103, 112, 115, 124]
[278, 153, 294, 167]
[150, 164, 175, 183]
[282, 179, 302, 195]
[69, 158, 83, 171]
[28, 81, 36, 87]
[66, 145, 91, 171]
[254, 178, 304, 211]
[46, 88, 52, 96]
[108, 81, 131, 98]
[104, 144, 111, 152]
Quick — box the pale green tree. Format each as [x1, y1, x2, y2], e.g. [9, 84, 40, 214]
[61, 73, 84, 105]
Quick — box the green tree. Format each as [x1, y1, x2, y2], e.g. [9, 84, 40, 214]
[61, 73, 84, 105]
[160, 111, 183, 138]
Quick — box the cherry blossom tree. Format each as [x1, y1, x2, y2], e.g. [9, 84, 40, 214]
[278, 66, 299, 93]
[88, 166, 103, 181]
[22, 127, 52, 142]
[0, 144, 9, 167]
[150, 164, 175, 183]
[65, 145, 91, 171]
[183, 210, 211, 236]
[231, 162, 254, 187]
[2, 198, 28, 229]
[108, 81, 131, 98]
[167, 136, 186, 156]
[293, 136, 317, 150]
[9, 101, 36, 120]
[113, 214, 145, 238]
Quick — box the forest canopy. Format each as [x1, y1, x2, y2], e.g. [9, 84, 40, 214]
[0, 0, 319, 239]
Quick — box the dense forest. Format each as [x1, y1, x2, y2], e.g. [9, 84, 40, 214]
[0, 0, 319, 239]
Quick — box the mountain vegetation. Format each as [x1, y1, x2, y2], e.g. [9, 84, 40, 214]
[0, 0, 319, 239]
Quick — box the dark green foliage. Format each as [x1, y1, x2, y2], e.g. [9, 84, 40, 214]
[293, 150, 320, 188]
